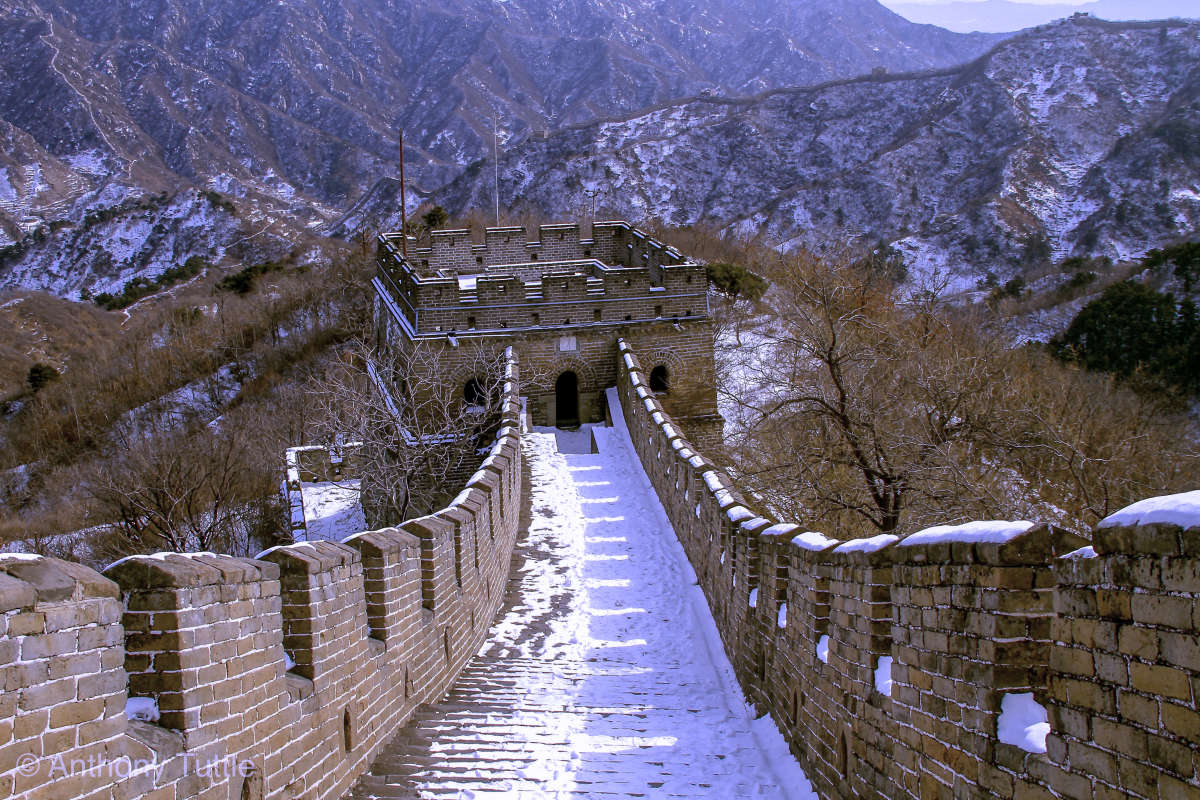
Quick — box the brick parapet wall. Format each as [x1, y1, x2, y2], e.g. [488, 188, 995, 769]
[376, 221, 706, 338]
[1, 349, 525, 800]
[382, 221, 685, 275]
[614, 337, 1200, 800]
[0, 558, 126, 800]
[1047, 523, 1200, 799]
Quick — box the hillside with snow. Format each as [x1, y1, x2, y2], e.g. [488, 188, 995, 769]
[436, 17, 1200, 284]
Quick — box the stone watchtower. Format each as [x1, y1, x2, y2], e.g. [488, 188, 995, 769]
[372, 221, 723, 449]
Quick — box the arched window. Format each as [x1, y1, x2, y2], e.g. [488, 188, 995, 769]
[650, 365, 669, 394]
[464, 378, 486, 408]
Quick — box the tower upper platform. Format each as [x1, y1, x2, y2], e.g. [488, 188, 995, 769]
[373, 221, 709, 339]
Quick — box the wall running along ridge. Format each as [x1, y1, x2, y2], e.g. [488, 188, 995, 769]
[0, 349, 524, 800]
[614, 338, 1200, 800]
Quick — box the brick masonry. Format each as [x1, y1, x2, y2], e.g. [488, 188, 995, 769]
[373, 221, 721, 438]
[614, 338, 1200, 800]
[5, 245, 1198, 800]
[0, 351, 525, 800]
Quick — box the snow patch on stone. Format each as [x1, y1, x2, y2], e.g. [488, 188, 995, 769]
[1098, 490, 1200, 530]
[125, 696, 160, 723]
[901, 520, 1034, 546]
[1061, 545, 1097, 559]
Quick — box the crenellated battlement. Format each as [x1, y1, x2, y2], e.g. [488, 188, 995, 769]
[372, 221, 718, 435]
[11, 231, 1196, 800]
[1, 351, 525, 800]
[613, 337, 1200, 800]
[374, 221, 706, 338]
[384, 221, 686, 275]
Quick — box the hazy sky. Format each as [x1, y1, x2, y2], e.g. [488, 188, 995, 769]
[886, 0, 1090, 4]
[887, 0, 1090, 4]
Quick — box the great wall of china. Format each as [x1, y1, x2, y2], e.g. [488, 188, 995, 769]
[613, 338, 1200, 800]
[1, 349, 523, 800]
[1, 223, 1197, 800]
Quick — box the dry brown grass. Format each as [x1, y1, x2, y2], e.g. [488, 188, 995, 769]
[0, 291, 122, 399]
[0, 243, 369, 561]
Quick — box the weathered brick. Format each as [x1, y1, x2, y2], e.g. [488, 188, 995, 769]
[1131, 595, 1193, 630]
[1130, 663, 1192, 702]
[1119, 625, 1159, 661]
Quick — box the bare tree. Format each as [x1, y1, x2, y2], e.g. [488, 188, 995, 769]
[313, 339, 512, 526]
[82, 421, 278, 560]
[722, 249, 1199, 538]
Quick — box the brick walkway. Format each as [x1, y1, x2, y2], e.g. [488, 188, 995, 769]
[346, 425, 802, 799]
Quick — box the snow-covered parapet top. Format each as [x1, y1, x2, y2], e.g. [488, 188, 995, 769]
[835, 534, 900, 554]
[1097, 490, 1200, 530]
[889, 519, 1090, 565]
[616, 336, 1090, 571]
[0, 552, 121, 606]
[791, 531, 840, 552]
[900, 520, 1035, 546]
[1092, 490, 1200, 557]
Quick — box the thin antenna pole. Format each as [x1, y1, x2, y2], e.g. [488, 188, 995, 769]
[399, 129, 408, 258]
[493, 115, 501, 226]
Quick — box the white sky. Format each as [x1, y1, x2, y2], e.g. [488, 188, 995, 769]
[887, 1, 1090, 3]
[887, 1, 1090, 4]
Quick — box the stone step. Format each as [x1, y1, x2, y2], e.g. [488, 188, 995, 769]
[343, 433, 796, 800]
[359, 765, 747, 791]
[369, 748, 744, 772]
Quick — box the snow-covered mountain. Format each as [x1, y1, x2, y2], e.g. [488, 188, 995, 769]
[435, 17, 1200, 282]
[0, 0, 997, 246]
[2, 0, 1193, 295]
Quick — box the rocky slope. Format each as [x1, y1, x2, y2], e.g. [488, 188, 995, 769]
[0, 186, 326, 297]
[436, 17, 1200, 284]
[0, 0, 997, 260]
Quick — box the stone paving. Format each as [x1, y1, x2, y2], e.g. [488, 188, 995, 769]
[346, 424, 803, 799]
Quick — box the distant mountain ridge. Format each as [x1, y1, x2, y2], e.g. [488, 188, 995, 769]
[433, 17, 1200, 283]
[0, 0, 998, 261]
[887, 0, 1198, 33]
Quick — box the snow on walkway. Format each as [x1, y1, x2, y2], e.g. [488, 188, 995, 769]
[349, 400, 815, 799]
[300, 480, 367, 542]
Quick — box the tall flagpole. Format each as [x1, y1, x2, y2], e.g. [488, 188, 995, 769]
[399, 129, 408, 258]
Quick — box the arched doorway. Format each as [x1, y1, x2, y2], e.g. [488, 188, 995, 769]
[650, 364, 670, 394]
[555, 371, 579, 429]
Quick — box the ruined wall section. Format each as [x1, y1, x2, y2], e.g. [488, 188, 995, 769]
[1, 351, 525, 800]
[614, 338, 1200, 800]
[284, 443, 364, 540]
